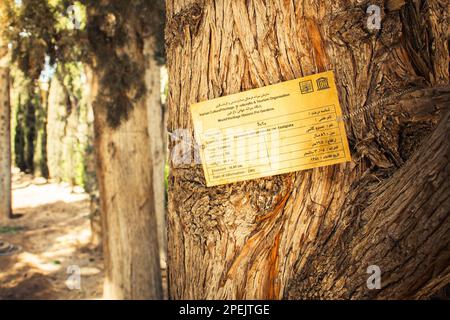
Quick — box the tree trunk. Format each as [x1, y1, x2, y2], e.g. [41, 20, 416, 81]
[47, 66, 92, 187]
[144, 43, 167, 266]
[84, 64, 101, 249]
[0, 4, 11, 222]
[87, 3, 163, 299]
[166, 0, 449, 299]
[0, 40, 11, 222]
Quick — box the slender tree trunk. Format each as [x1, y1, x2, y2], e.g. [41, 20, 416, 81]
[47, 70, 81, 184]
[47, 75, 65, 180]
[166, 0, 449, 299]
[145, 47, 167, 266]
[84, 64, 102, 249]
[0, 52, 11, 222]
[87, 3, 163, 299]
[0, 7, 11, 222]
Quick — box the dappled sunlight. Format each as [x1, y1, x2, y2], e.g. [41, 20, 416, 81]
[12, 252, 63, 273]
[0, 173, 104, 300]
[79, 267, 101, 276]
[49, 227, 92, 253]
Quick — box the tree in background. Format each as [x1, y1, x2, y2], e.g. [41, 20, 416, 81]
[46, 62, 94, 189]
[84, 0, 165, 299]
[4, 0, 167, 298]
[166, 0, 449, 299]
[10, 77, 46, 176]
[6, 0, 59, 177]
[7, 0, 99, 214]
[0, 0, 13, 222]
[14, 95, 27, 172]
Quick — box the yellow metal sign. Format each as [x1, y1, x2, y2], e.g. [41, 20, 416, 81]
[191, 71, 351, 187]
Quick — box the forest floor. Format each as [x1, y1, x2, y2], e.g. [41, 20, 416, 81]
[0, 169, 104, 299]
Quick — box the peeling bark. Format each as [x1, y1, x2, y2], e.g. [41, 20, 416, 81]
[166, 0, 449, 299]
[287, 93, 450, 299]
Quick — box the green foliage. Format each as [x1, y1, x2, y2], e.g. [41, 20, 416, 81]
[93, 56, 145, 128]
[82, 142, 96, 193]
[6, 0, 96, 183]
[34, 92, 49, 178]
[83, 0, 165, 128]
[73, 132, 86, 186]
[7, 0, 58, 79]
[12, 75, 47, 175]
[14, 100, 27, 171]
[24, 90, 37, 173]
[39, 123, 49, 178]
[47, 61, 96, 190]
[0, 226, 25, 234]
[10, 68, 48, 175]
[7, 0, 165, 129]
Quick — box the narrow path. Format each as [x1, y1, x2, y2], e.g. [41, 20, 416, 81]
[0, 170, 104, 299]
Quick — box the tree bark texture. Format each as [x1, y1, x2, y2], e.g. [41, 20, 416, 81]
[88, 1, 162, 299]
[144, 43, 168, 265]
[0, 5, 11, 222]
[88, 5, 162, 299]
[92, 66, 163, 300]
[166, 0, 449, 299]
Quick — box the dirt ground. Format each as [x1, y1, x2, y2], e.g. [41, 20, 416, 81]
[0, 169, 104, 300]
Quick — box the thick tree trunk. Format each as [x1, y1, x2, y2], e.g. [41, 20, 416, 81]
[88, 3, 163, 299]
[0, 9, 11, 222]
[93, 78, 162, 300]
[166, 0, 449, 299]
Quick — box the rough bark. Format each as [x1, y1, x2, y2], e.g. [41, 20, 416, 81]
[0, 5, 11, 222]
[88, 5, 163, 299]
[166, 0, 449, 299]
[287, 90, 450, 299]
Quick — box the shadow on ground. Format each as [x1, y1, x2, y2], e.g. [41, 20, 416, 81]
[0, 180, 104, 300]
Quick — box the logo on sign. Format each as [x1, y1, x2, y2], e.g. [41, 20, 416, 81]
[316, 77, 330, 90]
[299, 80, 314, 94]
